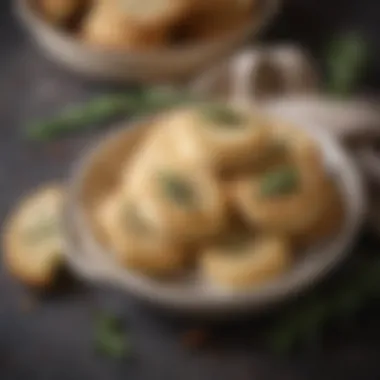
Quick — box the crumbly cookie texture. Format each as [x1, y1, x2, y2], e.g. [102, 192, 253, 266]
[2, 184, 65, 288]
[81, 1, 167, 50]
[201, 234, 292, 289]
[95, 191, 188, 277]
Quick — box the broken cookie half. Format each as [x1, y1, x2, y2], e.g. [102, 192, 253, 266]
[3, 184, 65, 288]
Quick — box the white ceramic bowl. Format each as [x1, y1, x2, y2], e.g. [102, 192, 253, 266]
[15, 0, 281, 84]
[62, 114, 366, 317]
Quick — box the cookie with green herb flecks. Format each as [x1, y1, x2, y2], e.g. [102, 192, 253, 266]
[122, 122, 227, 242]
[231, 132, 328, 234]
[129, 162, 227, 243]
[2, 184, 65, 288]
[95, 190, 188, 277]
[201, 233, 292, 289]
[160, 105, 271, 172]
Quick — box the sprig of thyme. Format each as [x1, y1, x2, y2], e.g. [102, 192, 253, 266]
[325, 31, 369, 96]
[267, 255, 380, 353]
[25, 87, 197, 141]
[94, 312, 131, 359]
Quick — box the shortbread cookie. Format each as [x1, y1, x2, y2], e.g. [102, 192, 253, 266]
[159, 105, 271, 172]
[201, 233, 292, 289]
[81, 2, 166, 49]
[95, 191, 188, 277]
[3, 184, 65, 288]
[232, 130, 327, 233]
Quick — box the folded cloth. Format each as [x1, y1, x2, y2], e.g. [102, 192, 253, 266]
[191, 46, 380, 236]
[192, 45, 319, 103]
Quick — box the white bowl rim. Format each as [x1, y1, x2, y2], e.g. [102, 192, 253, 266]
[63, 116, 367, 314]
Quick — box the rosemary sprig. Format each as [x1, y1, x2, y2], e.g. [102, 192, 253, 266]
[267, 34, 371, 352]
[26, 94, 137, 141]
[325, 31, 369, 96]
[267, 256, 380, 353]
[200, 103, 245, 127]
[260, 166, 299, 197]
[26, 87, 197, 141]
[94, 312, 131, 359]
[158, 171, 197, 207]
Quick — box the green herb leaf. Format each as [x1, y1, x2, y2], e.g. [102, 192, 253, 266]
[25, 88, 197, 141]
[200, 103, 245, 127]
[266, 257, 380, 354]
[158, 172, 196, 207]
[325, 31, 369, 96]
[142, 87, 196, 110]
[260, 166, 299, 197]
[94, 313, 129, 359]
[26, 94, 137, 141]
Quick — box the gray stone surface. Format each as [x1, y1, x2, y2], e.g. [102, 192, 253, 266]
[0, 0, 380, 379]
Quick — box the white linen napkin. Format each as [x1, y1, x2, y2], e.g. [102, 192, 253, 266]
[190, 46, 380, 235]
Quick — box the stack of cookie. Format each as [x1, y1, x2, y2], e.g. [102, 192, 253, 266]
[36, 0, 258, 50]
[92, 103, 344, 289]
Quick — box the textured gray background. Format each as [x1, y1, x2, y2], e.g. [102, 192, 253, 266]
[0, 0, 380, 379]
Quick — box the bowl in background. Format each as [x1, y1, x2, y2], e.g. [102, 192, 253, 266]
[15, 0, 281, 84]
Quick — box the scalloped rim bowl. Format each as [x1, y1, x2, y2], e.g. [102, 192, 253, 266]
[15, 0, 282, 83]
[62, 115, 366, 316]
